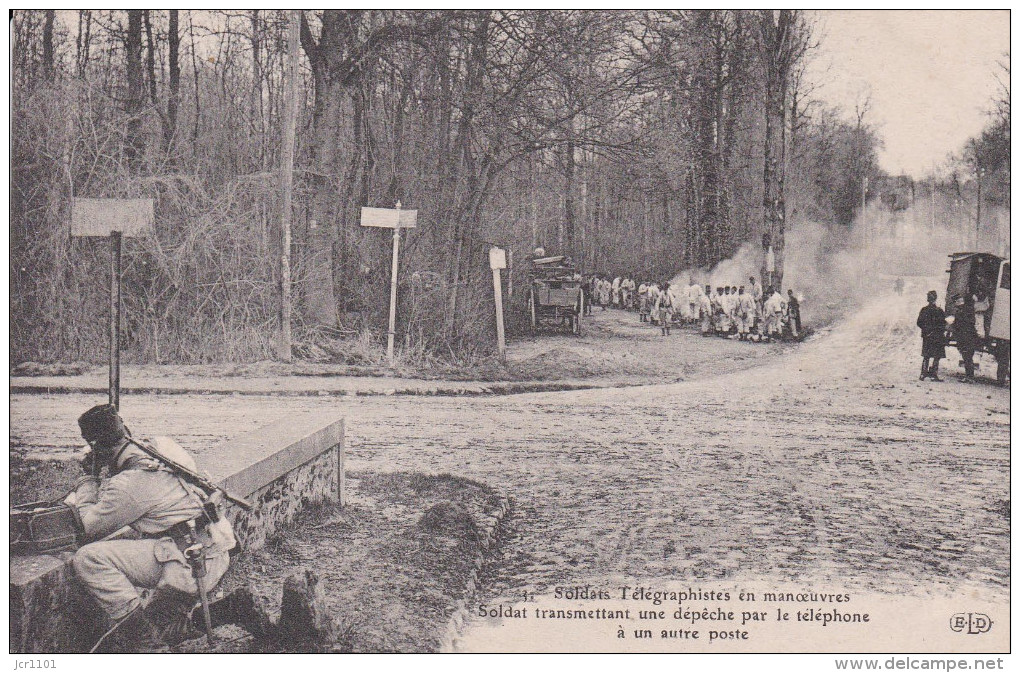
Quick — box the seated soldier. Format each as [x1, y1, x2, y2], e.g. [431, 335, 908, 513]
[67, 404, 270, 652]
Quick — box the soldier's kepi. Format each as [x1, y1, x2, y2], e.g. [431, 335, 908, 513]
[67, 404, 266, 652]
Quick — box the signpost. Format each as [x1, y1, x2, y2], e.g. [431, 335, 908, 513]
[489, 247, 507, 362]
[360, 203, 417, 363]
[71, 198, 154, 409]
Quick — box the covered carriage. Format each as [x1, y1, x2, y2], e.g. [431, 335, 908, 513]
[527, 255, 584, 335]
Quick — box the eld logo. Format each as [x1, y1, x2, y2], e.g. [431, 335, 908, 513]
[950, 613, 992, 634]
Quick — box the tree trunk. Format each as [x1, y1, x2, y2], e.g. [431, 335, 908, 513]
[76, 10, 92, 78]
[42, 10, 55, 81]
[278, 10, 300, 361]
[143, 11, 157, 106]
[251, 10, 264, 165]
[386, 72, 413, 204]
[530, 154, 539, 248]
[278, 569, 336, 651]
[188, 12, 201, 144]
[447, 12, 490, 330]
[301, 11, 347, 327]
[564, 129, 576, 255]
[712, 18, 730, 258]
[125, 10, 145, 168]
[763, 89, 786, 291]
[579, 155, 588, 269]
[299, 10, 440, 329]
[760, 9, 797, 292]
[166, 10, 180, 160]
[691, 11, 723, 267]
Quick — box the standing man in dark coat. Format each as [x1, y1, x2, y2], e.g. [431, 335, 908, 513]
[786, 289, 801, 337]
[950, 294, 980, 382]
[916, 290, 946, 381]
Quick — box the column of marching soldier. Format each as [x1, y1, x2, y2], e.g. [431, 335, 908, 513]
[584, 274, 802, 341]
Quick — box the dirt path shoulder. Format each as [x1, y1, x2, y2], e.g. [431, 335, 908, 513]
[10, 308, 797, 397]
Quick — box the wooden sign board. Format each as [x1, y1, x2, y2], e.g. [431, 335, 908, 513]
[360, 207, 417, 229]
[489, 247, 507, 270]
[71, 198, 154, 237]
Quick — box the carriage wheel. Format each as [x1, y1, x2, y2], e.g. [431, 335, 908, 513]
[528, 291, 538, 333]
[996, 350, 1010, 385]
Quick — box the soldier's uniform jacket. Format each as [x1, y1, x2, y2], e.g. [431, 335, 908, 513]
[698, 293, 712, 317]
[949, 302, 979, 349]
[787, 295, 800, 319]
[74, 439, 235, 548]
[764, 292, 785, 316]
[737, 293, 756, 318]
[68, 438, 236, 619]
[916, 303, 947, 359]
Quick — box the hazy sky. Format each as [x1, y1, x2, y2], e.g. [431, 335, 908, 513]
[807, 10, 1009, 178]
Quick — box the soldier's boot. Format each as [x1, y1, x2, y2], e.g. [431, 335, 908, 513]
[197, 587, 276, 640]
[930, 360, 944, 382]
[146, 587, 205, 647]
[920, 359, 929, 381]
[90, 606, 168, 653]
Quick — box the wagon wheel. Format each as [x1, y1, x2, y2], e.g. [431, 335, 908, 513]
[996, 349, 1010, 385]
[528, 289, 538, 333]
[573, 293, 584, 336]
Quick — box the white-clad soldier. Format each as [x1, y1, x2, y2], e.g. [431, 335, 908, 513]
[735, 286, 756, 341]
[686, 282, 701, 326]
[637, 281, 650, 322]
[67, 404, 270, 652]
[717, 287, 732, 333]
[647, 282, 661, 325]
[711, 286, 725, 333]
[749, 276, 764, 337]
[655, 282, 675, 335]
[612, 276, 622, 307]
[597, 277, 609, 309]
[749, 276, 763, 309]
[728, 286, 741, 331]
[667, 283, 685, 327]
[622, 277, 636, 309]
[762, 287, 786, 341]
[698, 284, 713, 335]
[693, 281, 701, 326]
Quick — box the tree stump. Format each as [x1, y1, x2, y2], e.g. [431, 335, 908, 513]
[277, 569, 335, 651]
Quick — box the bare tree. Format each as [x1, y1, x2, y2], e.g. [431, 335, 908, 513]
[125, 10, 145, 168]
[757, 9, 808, 291]
[42, 10, 55, 81]
[76, 10, 93, 78]
[10, 10, 887, 365]
[166, 10, 180, 159]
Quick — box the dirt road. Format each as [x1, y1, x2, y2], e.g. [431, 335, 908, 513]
[10, 280, 1009, 650]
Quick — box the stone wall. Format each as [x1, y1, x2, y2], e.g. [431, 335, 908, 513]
[10, 413, 344, 653]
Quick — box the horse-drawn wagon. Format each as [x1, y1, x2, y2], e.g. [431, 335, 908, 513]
[527, 255, 584, 335]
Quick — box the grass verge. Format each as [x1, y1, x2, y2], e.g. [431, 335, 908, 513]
[213, 470, 504, 653]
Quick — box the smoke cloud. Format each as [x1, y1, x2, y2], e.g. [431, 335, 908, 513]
[671, 198, 1009, 328]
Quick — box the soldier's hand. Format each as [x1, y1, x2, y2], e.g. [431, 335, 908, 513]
[80, 449, 99, 475]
